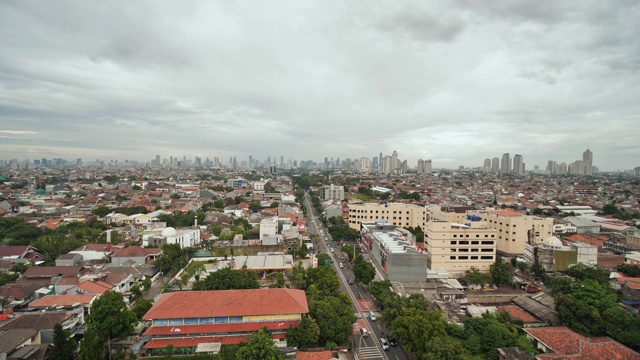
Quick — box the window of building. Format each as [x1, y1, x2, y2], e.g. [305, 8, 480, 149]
[472, 241, 479, 244]
[450, 241, 457, 245]
[471, 248, 479, 252]
[481, 248, 493, 252]
[450, 256, 456, 260]
[491, 235, 495, 238]
[450, 249, 456, 252]
[481, 256, 493, 260]
[453, 235, 457, 238]
[459, 248, 469, 252]
[458, 256, 468, 260]
[471, 256, 478, 259]
[481, 241, 494, 245]
[459, 241, 469, 245]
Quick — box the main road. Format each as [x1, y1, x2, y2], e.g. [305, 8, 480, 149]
[303, 193, 407, 360]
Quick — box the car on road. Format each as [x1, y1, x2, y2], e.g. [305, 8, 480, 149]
[369, 311, 376, 321]
[388, 337, 398, 347]
[348, 278, 353, 285]
[339, 262, 344, 268]
[359, 328, 369, 337]
[380, 337, 389, 351]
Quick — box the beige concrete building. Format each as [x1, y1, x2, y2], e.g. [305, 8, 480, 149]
[348, 202, 426, 230]
[468, 209, 554, 257]
[425, 220, 497, 278]
[428, 205, 476, 223]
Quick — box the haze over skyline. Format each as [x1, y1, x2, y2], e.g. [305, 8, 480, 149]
[1, 1, 639, 170]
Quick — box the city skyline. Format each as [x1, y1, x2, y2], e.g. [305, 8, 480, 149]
[1, 1, 639, 170]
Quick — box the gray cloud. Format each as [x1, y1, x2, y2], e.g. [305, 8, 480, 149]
[0, 0, 638, 170]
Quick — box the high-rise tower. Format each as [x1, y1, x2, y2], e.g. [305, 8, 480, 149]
[513, 154, 523, 175]
[501, 153, 511, 174]
[583, 148, 593, 175]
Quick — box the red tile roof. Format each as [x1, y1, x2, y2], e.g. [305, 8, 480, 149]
[142, 289, 308, 320]
[496, 305, 539, 323]
[143, 336, 248, 349]
[0, 246, 30, 257]
[297, 351, 333, 360]
[525, 326, 640, 359]
[491, 210, 523, 217]
[62, 280, 114, 295]
[143, 320, 299, 336]
[112, 246, 162, 258]
[28, 294, 95, 308]
[23, 266, 83, 278]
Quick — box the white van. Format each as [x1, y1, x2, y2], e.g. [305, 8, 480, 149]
[359, 328, 369, 337]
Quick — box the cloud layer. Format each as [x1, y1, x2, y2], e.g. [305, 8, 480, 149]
[1, 0, 639, 170]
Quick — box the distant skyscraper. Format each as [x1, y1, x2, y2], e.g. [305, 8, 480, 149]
[417, 159, 425, 174]
[513, 154, 523, 175]
[391, 151, 398, 173]
[483, 158, 491, 173]
[583, 148, 593, 175]
[491, 157, 499, 173]
[359, 157, 371, 173]
[559, 162, 568, 174]
[501, 153, 511, 174]
[379, 152, 383, 170]
[425, 159, 432, 174]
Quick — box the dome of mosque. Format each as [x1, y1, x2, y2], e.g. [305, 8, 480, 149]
[161, 227, 177, 237]
[543, 236, 563, 248]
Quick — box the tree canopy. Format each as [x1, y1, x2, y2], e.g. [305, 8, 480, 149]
[235, 328, 282, 360]
[192, 267, 260, 291]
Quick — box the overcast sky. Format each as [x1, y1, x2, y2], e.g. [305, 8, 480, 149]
[1, 1, 639, 170]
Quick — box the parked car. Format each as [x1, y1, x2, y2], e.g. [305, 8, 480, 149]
[359, 328, 369, 337]
[388, 337, 398, 347]
[348, 278, 354, 285]
[369, 311, 376, 321]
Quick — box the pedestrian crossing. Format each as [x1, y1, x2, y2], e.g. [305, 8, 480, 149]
[358, 346, 384, 359]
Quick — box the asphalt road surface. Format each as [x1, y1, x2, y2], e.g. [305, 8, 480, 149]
[304, 193, 407, 360]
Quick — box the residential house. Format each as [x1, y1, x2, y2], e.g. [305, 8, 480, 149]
[524, 326, 640, 359]
[110, 246, 162, 266]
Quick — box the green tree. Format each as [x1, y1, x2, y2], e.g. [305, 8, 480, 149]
[50, 323, 77, 360]
[389, 308, 447, 355]
[567, 263, 610, 286]
[305, 265, 340, 296]
[131, 298, 154, 321]
[92, 205, 112, 217]
[603, 203, 619, 215]
[422, 336, 470, 360]
[530, 262, 548, 281]
[310, 294, 356, 345]
[193, 267, 260, 290]
[86, 290, 136, 341]
[289, 261, 307, 289]
[462, 267, 491, 286]
[353, 256, 376, 285]
[235, 328, 282, 360]
[286, 315, 320, 350]
[270, 201, 279, 208]
[516, 261, 528, 273]
[249, 201, 262, 213]
[79, 329, 105, 360]
[490, 261, 514, 287]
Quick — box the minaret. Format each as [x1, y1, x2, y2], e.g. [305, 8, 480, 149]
[194, 216, 198, 229]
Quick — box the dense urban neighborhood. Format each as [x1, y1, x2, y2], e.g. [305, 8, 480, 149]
[0, 160, 639, 360]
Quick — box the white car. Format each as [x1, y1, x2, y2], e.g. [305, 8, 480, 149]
[380, 337, 389, 351]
